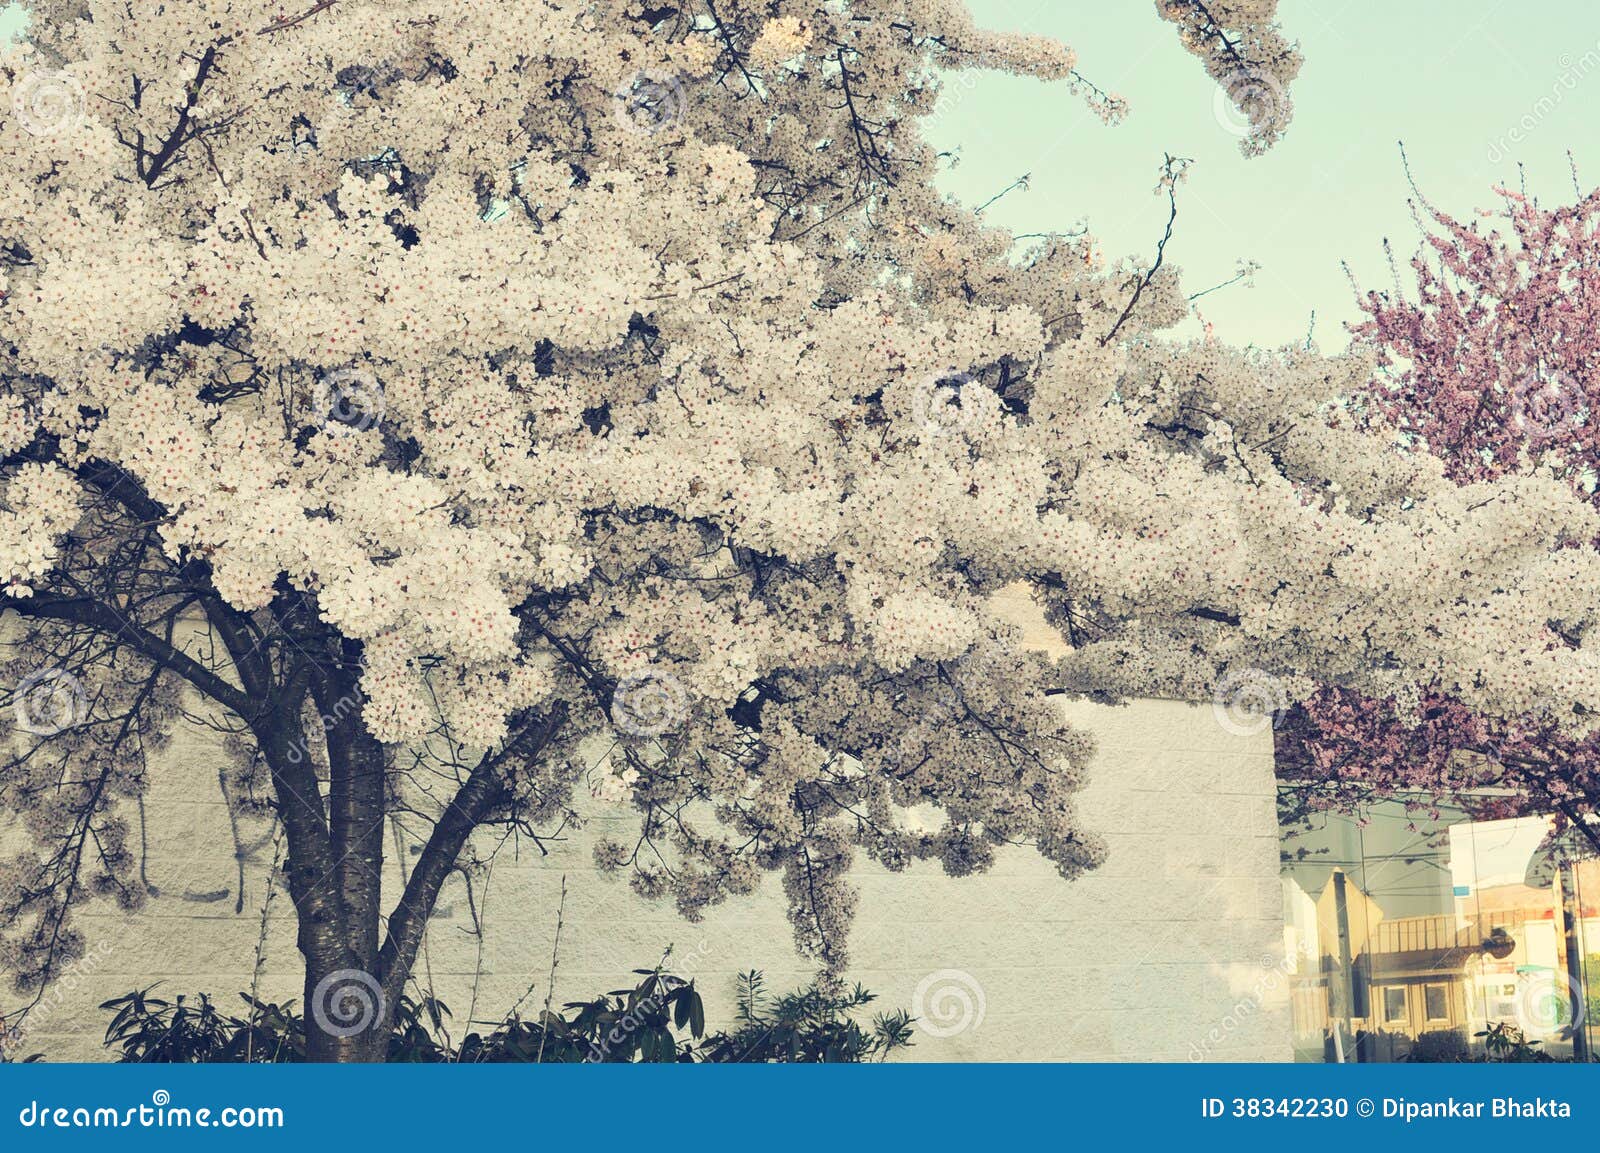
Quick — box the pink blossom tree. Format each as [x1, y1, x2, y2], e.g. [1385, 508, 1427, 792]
[1283, 181, 1600, 846]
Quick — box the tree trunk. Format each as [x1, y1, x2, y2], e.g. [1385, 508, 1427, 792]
[270, 693, 566, 1061]
[305, 678, 390, 1062]
[302, 953, 389, 1063]
[259, 695, 390, 1063]
[317, 675, 386, 967]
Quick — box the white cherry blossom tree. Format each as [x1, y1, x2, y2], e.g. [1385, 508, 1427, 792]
[0, 0, 1594, 1061]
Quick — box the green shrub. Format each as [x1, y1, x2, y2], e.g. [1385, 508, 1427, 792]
[1404, 1029, 1470, 1063]
[1475, 1021, 1555, 1063]
[96, 965, 914, 1063]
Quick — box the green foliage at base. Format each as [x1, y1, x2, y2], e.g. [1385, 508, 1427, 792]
[96, 966, 914, 1063]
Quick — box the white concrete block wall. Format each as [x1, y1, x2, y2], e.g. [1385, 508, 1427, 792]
[5, 696, 1291, 1062]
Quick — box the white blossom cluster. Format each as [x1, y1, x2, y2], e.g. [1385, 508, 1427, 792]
[0, 463, 78, 597]
[0, 0, 1591, 976]
[1156, 0, 1302, 155]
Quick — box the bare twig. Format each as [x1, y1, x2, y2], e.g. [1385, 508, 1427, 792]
[1188, 259, 1259, 302]
[244, 822, 284, 1064]
[534, 874, 567, 1064]
[974, 173, 1030, 216]
[1100, 154, 1190, 347]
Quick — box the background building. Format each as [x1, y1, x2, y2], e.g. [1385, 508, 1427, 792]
[1281, 799, 1598, 1062]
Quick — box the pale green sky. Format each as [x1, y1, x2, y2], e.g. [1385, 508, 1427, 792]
[932, 0, 1600, 349]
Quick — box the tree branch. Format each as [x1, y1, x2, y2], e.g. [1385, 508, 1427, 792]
[6, 593, 253, 719]
[376, 704, 567, 1005]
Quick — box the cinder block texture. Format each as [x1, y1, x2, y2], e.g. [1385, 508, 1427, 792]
[5, 698, 1291, 1062]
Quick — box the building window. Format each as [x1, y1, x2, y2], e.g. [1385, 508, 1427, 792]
[1382, 987, 1408, 1025]
[1423, 984, 1448, 1023]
